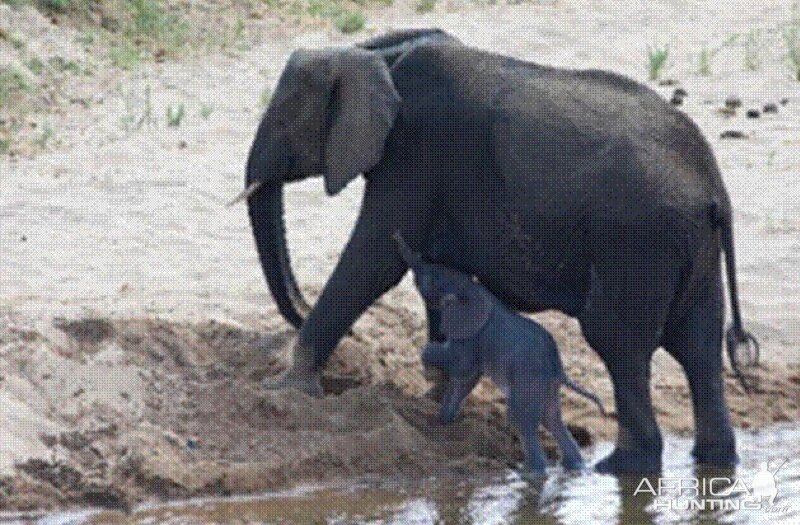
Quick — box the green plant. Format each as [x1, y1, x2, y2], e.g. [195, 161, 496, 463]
[307, 0, 344, 18]
[166, 104, 185, 127]
[416, 0, 435, 13]
[334, 11, 364, 33]
[697, 48, 711, 75]
[199, 103, 214, 119]
[646, 44, 669, 81]
[38, 0, 70, 11]
[76, 31, 95, 46]
[26, 57, 44, 75]
[234, 18, 246, 41]
[743, 30, 761, 71]
[48, 56, 84, 74]
[121, 85, 154, 131]
[33, 125, 54, 149]
[1, 0, 29, 8]
[0, 67, 30, 107]
[8, 32, 26, 50]
[766, 149, 777, 168]
[110, 44, 142, 70]
[129, 0, 187, 53]
[786, 25, 800, 80]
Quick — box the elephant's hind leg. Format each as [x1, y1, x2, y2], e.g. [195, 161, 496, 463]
[662, 273, 737, 467]
[580, 238, 681, 474]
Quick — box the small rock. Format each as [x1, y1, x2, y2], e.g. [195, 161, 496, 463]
[780, 98, 789, 106]
[763, 103, 778, 114]
[670, 94, 683, 106]
[717, 107, 737, 117]
[725, 96, 743, 109]
[746, 109, 760, 118]
[673, 88, 688, 98]
[20, 235, 26, 242]
[186, 438, 199, 450]
[720, 130, 748, 139]
[658, 79, 678, 86]
[178, 140, 188, 149]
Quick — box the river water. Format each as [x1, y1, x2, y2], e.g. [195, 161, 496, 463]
[23, 425, 799, 525]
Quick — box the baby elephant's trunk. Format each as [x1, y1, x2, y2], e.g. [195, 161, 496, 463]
[562, 377, 607, 417]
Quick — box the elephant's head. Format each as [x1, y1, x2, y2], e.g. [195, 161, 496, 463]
[248, 47, 401, 195]
[244, 30, 459, 330]
[244, 46, 401, 328]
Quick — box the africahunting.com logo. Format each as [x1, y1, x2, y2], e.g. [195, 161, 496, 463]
[634, 460, 792, 514]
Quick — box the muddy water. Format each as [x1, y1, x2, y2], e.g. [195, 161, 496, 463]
[24, 425, 798, 525]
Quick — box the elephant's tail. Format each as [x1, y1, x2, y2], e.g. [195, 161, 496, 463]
[562, 377, 607, 417]
[713, 200, 760, 394]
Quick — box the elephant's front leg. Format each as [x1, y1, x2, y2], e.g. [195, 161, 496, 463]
[264, 198, 408, 396]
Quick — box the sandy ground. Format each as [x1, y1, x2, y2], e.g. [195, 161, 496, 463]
[1, 0, 799, 512]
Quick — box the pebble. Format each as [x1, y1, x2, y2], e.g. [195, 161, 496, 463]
[725, 96, 743, 109]
[763, 103, 778, 114]
[746, 109, 760, 118]
[720, 130, 748, 139]
[673, 88, 688, 98]
[670, 94, 683, 105]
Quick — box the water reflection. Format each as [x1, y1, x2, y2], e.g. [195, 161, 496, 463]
[34, 425, 800, 525]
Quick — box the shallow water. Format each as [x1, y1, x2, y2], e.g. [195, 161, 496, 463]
[24, 425, 800, 525]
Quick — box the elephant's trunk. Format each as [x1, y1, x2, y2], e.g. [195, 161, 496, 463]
[248, 182, 310, 329]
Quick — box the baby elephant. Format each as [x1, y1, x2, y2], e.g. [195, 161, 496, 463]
[394, 232, 605, 474]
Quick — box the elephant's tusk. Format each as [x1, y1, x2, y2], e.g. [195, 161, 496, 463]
[227, 181, 263, 207]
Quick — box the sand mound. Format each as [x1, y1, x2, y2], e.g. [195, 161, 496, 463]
[0, 305, 798, 512]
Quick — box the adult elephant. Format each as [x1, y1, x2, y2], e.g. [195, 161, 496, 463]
[242, 30, 756, 474]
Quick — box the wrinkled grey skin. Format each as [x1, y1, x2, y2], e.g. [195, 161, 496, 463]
[245, 29, 757, 474]
[397, 233, 604, 474]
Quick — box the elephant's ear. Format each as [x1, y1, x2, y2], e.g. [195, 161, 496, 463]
[440, 289, 493, 341]
[324, 49, 401, 196]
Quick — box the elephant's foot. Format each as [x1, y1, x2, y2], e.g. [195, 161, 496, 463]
[692, 440, 738, 468]
[262, 341, 323, 397]
[594, 448, 662, 475]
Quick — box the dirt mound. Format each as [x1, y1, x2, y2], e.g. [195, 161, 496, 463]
[0, 305, 798, 512]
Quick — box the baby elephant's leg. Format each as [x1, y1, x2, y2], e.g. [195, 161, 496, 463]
[438, 375, 479, 424]
[543, 383, 584, 471]
[508, 384, 548, 474]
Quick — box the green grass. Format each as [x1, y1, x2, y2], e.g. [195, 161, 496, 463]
[166, 104, 185, 127]
[129, 0, 187, 53]
[0, 0, 30, 8]
[109, 44, 142, 70]
[33, 125, 55, 148]
[646, 44, 669, 81]
[786, 25, 800, 80]
[333, 11, 364, 33]
[38, 0, 70, 10]
[743, 30, 761, 71]
[697, 48, 712, 75]
[48, 56, 86, 74]
[26, 57, 44, 75]
[305, 0, 364, 32]
[0, 67, 30, 108]
[416, 0, 435, 13]
[75, 31, 95, 46]
[199, 103, 214, 120]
